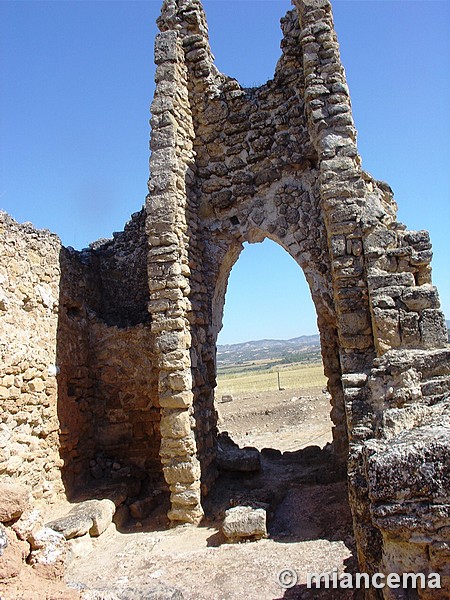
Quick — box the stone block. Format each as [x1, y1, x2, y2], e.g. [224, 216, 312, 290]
[163, 460, 201, 485]
[159, 391, 193, 409]
[420, 309, 448, 349]
[364, 422, 450, 507]
[373, 308, 401, 352]
[0, 479, 30, 522]
[160, 410, 192, 439]
[167, 504, 203, 525]
[338, 310, 371, 336]
[46, 511, 93, 540]
[46, 499, 115, 539]
[222, 506, 267, 542]
[29, 527, 67, 579]
[154, 31, 179, 65]
[167, 370, 192, 393]
[160, 435, 197, 458]
[217, 446, 261, 473]
[402, 285, 439, 312]
[11, 507, 44, 541]
[170, 486, 201, 508]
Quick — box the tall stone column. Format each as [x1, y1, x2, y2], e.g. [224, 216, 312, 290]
[146, 5, 203, 524]
[295, 0, 385, 581]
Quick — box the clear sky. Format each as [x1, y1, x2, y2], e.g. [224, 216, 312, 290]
[1, 1, 449, 345]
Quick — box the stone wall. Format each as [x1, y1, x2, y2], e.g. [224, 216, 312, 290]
[146, 0, 450, 594]
[0, 210, 163, 502]
[0, 212, 65, 500]
[1, 0, 449, 594]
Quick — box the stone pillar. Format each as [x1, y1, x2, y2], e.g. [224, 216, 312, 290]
[295, 0, 385, 582]
[146, 9, 203, 524]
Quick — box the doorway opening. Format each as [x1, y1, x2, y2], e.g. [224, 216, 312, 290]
[205, 239, 353, 560]
[214, 238, 334, 454]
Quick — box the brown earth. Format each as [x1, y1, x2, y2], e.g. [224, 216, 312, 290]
[1, 387, 358, 600]
[216, 385, 334, 452]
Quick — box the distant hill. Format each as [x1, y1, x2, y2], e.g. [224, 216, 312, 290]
[217, 335, 321, 367]
[218, 319, 450, 369]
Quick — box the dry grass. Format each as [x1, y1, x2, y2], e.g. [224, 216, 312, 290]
[216, 362, 326, 396]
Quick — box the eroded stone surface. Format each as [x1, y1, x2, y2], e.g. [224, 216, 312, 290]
[0, 0, 449, 594]
[0, 479, 30, 523]
[28, 527, 68, 579]
[46, 499, 116, 539]
[11, 507, 44, 541]
[222, 506, 267, 542]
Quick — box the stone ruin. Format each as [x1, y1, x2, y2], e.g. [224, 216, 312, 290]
[0, 0, 449, 596]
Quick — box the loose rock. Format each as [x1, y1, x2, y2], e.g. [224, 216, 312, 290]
[46, 499, 116, 539]
[0, 479, 30, 523]
[222, 506, 267, 542]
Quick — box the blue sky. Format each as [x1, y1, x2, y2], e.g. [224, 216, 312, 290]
[1, 1, 449, 344]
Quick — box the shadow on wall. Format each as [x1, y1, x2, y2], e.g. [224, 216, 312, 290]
[55, 210, 164, 501]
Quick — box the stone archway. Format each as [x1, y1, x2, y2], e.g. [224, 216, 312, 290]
[209, 226, 346, 451]
[146, 0, 449, 589]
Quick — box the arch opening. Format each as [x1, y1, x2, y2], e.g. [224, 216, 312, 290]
[204, 0, 292, 88]
[214, 238, 334, 455]
[201, 237, 352, 549]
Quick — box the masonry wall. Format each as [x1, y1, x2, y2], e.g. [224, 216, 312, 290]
[0, 212, 65, 500]
[0, 210, 163, 502]
[81, 211, 162, 488]
[1, 0, 449, 594]
[147, 0, 450, 594]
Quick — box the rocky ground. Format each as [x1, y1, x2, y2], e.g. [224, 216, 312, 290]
[1, 387, 358, 600]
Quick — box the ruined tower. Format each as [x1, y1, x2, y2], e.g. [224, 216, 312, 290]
[1, 0, 448, 594]
[145, 0, 450, 588]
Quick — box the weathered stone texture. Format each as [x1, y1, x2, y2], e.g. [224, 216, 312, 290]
[0, 212, 66, 500]
[0, 210, 162, 501]
[146, 0, 449, 591]
[222, 506, 267, 542]
[0, 0, 448, 594]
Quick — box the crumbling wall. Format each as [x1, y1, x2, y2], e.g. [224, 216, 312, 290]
[56, 243, 98, 493]
[81, 211, 162, 487]
[147, 0, 351, 527]
[0, 212, 65, 500]
[147, 0, 450, 594]
[0, 210, 162, 502]
[1, 0, 448, 593]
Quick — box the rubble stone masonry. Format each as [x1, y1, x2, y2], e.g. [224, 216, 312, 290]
[1, 0, 449, 597]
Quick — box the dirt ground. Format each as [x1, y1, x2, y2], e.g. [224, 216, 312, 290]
[216, 385, 334, 452]
[2, 388, 358, 600]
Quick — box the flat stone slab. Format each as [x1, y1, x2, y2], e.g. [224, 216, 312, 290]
[222, 506, 267, 542]
[46, 499, 115, 539]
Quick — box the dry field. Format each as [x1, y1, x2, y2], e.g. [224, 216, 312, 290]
[216, 361, 333, 452]
[216, 361, 326, 397]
